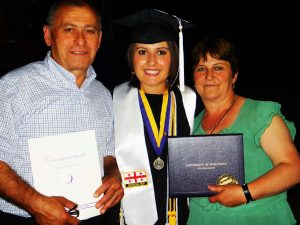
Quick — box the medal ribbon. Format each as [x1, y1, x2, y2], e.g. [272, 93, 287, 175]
[138, 89, 171, 156]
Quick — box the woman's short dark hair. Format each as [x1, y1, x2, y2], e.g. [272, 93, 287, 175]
[46, 0, 101, 31]
[126, 41, 179, 89]
[191, 37, 239, 75]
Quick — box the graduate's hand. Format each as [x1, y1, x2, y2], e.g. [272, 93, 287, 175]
[94, 175, 124, 214]
[208, 184, 246, 207]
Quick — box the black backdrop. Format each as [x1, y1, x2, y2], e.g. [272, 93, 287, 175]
[2, 0, 298, 140]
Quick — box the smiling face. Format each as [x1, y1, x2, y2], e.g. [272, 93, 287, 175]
[132, 41, 171, 94]
[43, 5, 102, 86]
[193, 53, 237, 101]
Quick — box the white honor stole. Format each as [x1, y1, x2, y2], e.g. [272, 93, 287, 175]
[113, 83, 196, 225]
[113, 83, 158, 225]
[180, 86, 196, 132]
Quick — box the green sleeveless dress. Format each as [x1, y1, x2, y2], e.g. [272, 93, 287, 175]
[187, 98, 297, 225]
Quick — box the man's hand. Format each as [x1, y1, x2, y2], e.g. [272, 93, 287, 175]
[31, 196, 80, 225]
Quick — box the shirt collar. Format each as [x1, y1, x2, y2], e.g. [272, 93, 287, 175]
[44, 51, 97, 89]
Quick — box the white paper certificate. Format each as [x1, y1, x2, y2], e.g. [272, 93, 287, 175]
[28, 130, 102, 220]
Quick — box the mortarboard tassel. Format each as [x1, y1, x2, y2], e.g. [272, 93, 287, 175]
[154, 10, 186, 92]
[171, 14, 185, 92]
[178, 20, 185, 92]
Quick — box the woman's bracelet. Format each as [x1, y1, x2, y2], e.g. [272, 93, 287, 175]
[242, 183, 254, 204]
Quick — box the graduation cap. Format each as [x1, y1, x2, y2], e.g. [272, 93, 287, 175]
[113, 9, 195, 91]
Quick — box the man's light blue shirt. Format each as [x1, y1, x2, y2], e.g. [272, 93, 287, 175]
[0, 51, 115, 217]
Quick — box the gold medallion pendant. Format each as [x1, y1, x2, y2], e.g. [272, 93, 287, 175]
[153, 157, 164, 170]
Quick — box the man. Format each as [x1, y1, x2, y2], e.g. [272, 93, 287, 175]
[0, 0, 123, 224]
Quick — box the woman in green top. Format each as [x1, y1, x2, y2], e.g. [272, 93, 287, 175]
[187, 36, 300, 225]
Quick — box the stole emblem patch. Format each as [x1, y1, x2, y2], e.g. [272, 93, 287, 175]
[122, 170, 148, 188]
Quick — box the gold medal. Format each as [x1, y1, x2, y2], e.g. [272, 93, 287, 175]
[153, 157, 164, 170]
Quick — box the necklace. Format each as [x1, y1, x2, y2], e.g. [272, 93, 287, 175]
[196, 95, 237, 134]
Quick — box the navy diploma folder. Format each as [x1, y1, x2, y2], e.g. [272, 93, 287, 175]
[168, 134, 244, 197]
